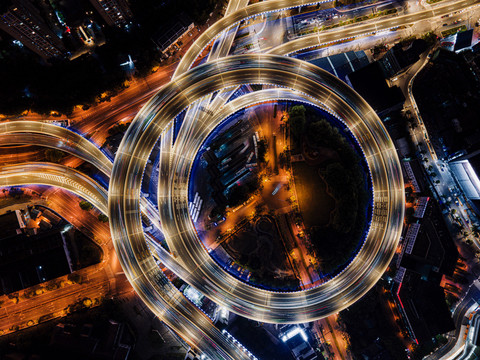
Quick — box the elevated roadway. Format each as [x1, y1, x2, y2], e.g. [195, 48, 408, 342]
[0, 163, 108, 214]
[0, 162, 253, 360]
[109, 53, 404, 324]
[175, 0, 480, 77]
[9, 0, 480, 354]
[0, 121, 112, 177]
[268, 0, 480, 56]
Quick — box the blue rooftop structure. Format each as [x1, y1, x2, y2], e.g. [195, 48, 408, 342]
[300, 50, 370, 82]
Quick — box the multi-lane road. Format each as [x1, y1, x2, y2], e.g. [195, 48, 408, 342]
[0, 265, 111, 335]
[2, 0, 480, 357]
[0, 121, 113, 176]
[109, 53, 404, 324]
[0, 161, 254, 360]
[175, 0, 480, 77]
[0, 163, 109, 214]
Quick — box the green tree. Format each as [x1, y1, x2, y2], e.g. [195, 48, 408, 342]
[445, 292, 459, 307]
[79, 201, 93, 211]
[472, 224, 480, 238]
[323, 163, 350, 192]
[422, 32, 438, 46]
[98, 214, 109, 223]
[405, 207, 415, 223]
[307, 118, 336, 147]
[209, 205, 225, 220]
[257, 139, 267, 163]
[288, 105, 306, 142]
[228, 184, 250, 207]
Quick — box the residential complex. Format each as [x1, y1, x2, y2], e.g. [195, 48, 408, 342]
[0, 0, 66, 59]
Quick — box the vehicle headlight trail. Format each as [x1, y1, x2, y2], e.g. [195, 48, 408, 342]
[1, 0, 450, 353]
[109, 54, 404, 324]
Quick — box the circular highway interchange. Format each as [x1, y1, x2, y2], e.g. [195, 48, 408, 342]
[2, 0, 480, 355]
[0, 0, 425, 356]
[108, 53, 405, 324]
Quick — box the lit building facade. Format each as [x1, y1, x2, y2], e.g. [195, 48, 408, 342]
[0, 0, 66, 59]
[88, 0, 132, 27]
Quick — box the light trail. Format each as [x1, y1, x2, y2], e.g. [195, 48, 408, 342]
[0, 162, 252, 360]
[0, 121, 112, 176]
[175, 0, 480, 77]
[6, 0, 480, 355]
[109, 53, 405, 325]
[0, 163, 108, 214]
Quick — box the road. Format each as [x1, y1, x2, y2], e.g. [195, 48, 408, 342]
[425, 281, 480, 359]
[402, 53, 475, 233]
[0, 121, 112, 176]
[0, 163, 109, 213]
[384, 32, 480, 359]
[0, 145, 45, 165]
[6, 0, 478, 154]
[0, 161, 255, 360]
[44, 188, 111, 245]
[0, 183, 137, 335]
[108, 53, 404, 325]
[0, 265, 111, 335]
[0, 180, 117, 335]
[394, 45, 480, 360]
[3, 0, 480, 357]
[175, 0, 480, 76]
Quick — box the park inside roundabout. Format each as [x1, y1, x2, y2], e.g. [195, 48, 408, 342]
[188, 99, 374, 291]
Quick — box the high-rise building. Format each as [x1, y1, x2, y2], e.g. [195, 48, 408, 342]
[88, 0, 132, 27]
[0, 0, 67, 60]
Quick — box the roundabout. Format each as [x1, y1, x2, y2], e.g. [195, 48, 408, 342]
[8, 0, 471, 353]
[189, 100, 373, 289]
[108, 53, 405, 324]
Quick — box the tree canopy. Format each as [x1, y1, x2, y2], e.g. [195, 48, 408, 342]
[287, 105, 306, 143]
[79, 201, 93, 211]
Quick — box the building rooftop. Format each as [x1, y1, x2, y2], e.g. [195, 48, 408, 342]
[307, 50, 370, 82]
[152, 13, 193, 53]
[402, 201, 457, 278]
[454, 29, 474, 52]
[0, 211, 21, 240]
[396, 200, 457, 344]
[397, 270, 455, 343]
[413, 49, 480, 158]
[346, 62, 405, 116]
[0, 229, 71, 294]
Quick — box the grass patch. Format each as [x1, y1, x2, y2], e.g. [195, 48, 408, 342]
[292, 162, 334, 228]
[441, 25, 467, 37]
